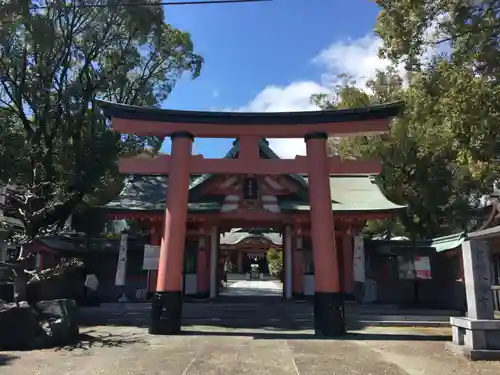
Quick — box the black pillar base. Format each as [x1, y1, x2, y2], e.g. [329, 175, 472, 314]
[149, 291, 183, 335]
[314, 292, 346, 337]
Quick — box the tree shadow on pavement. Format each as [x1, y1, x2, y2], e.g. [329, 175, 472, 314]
[56, 330, 146, 351]
[0, 354, 19, 366]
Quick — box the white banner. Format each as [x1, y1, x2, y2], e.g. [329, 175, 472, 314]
[353, 235, 366, 283]
[114, 232, 128, 286]
[143, 244, 160, 270]
[414, 256, 432, 279]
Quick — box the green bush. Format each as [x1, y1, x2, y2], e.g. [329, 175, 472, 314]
[266, 248, 283, 278]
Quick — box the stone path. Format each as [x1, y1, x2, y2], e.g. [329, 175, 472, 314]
[220, 279, 283, 297]
[3, 300, 499, 374]
[1, 325, 500, 374]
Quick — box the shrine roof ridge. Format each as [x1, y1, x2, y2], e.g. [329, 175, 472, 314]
[96, 100, 404, 126]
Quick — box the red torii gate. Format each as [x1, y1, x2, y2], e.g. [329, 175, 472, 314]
[99, 100, 403, 337]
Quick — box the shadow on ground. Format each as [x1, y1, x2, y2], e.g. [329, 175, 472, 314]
[180, 329, 451, 342]
[79, 300, 452, 343]
[56, 330, 146, 351]
[79, 297, 320, 331]
[0, 354, 19, 366]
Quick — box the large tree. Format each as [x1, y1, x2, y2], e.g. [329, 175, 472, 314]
[310, 1, 500, 239]
[375, 0, 500, 186]
[312, 68, 489, 239]
[0, 0, 203, 244]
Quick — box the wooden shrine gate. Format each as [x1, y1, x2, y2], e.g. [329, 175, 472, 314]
[99, 100, 403, 337]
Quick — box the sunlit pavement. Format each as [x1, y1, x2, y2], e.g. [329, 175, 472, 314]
[1, 325, 500, 375]
[220, 279, 283, 297]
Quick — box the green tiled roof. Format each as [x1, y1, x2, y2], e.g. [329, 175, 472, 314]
[104, 175, 221, 212]
[103, 139, 404, 214]
[279, 175, 405, 212]
[365, 232, 466, 253]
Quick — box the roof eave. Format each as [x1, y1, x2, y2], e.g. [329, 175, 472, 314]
[97, 100, 404, 125]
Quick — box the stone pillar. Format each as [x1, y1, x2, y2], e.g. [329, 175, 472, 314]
[463, 240, 494, 320]
[284, 225, 293, 299]
[353, 235, 366, 302]
[115, 231, 129, 302]
[305, 132, 345, 337]
[209, 226, 219, 299]
[196, 236, 209, 298]
[147, 226, 162, 295]
[448, 239, 500, 360]
[293, 236, 304, 297]
[150, 132, 193, 335]
[342, 234, 355, 297]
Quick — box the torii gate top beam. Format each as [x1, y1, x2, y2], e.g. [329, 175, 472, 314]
[97, 100, 404, 138]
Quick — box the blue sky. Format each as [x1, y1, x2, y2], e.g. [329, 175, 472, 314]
[160, 0, 385, 157]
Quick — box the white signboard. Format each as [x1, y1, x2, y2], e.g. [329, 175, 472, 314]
[85, 274, 99, 291]
[143, 244, 161, 270]
[353, 235, 366, 283]
[115, 232, 128, 286]
[414, 256, 432, 279]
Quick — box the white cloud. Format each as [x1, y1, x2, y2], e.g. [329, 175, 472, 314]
[235, 81, 329, 158]
[245, 34, 389, 158]
[240, 81, 328, 113]
[239, 26, 448, 159]
[312, 35, 394, 89]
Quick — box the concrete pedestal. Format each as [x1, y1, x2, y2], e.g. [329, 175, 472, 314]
[447, 238, 500, 361]
[447, 316, 500, 360]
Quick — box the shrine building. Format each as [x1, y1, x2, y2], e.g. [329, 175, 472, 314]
[98, 100, 404, 337]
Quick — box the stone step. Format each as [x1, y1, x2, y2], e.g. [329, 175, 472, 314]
[355, 320, 450, 328]
[81, 308, 450, 321]
[346, 308, 461, 316]
[91, 303, 460, 317]
[80, 317, 450, 329]
[347, 314, 450, 322]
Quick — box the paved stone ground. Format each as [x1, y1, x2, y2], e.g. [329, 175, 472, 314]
[1, 325, 500, 374]
[1, 289, 498, 374]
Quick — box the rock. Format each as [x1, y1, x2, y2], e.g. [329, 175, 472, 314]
[0, 303, 43, 350]
[35, 299, 79, 345]
[0, 299, 79, 350]
[38, 318, 74, 347]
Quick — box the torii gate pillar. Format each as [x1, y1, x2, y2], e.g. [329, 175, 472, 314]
[149, 132, 193, 335]
[305, 132, 345, 336]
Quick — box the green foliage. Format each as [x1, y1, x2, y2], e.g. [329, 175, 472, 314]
[375, 0, 500, 173]
[266, 247, 283, 277]
[312, 68, 492, 239]
[310, 2, 500, 240]
[0, 0, 203, 241]
[375, 0, 500, 76]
